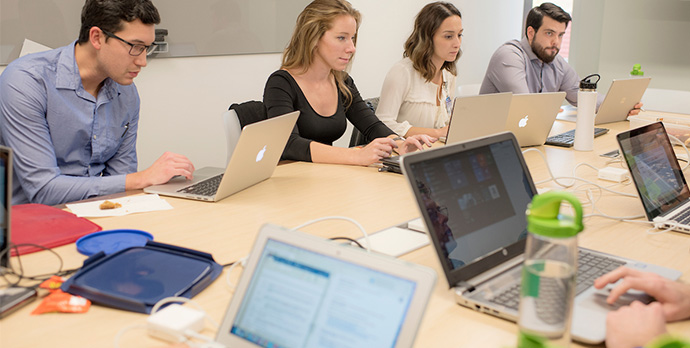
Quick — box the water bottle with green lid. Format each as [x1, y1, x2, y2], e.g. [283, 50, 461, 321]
[517, 192, 584, 348]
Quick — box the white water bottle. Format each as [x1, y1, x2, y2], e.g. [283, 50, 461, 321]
[573, 74, 599, 151]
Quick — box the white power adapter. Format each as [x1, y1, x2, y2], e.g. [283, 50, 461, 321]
[147, 304, 205, 343]
[598, 167, 629, 183]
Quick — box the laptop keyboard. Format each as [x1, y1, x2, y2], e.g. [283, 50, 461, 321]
[488, 250, 626, 311]
[671, 208, 690, 225]
[545, 127, 609, 147]
[177, 174, 223, 196]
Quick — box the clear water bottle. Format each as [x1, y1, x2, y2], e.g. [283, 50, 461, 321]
[517, 192, 584, 348]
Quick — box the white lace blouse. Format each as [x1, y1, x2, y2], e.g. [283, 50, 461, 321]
[376, 58, 456, 136]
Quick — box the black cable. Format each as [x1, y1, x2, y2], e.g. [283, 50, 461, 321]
[329, 237, 364, 250]
[0, 243, 68, 288]
[221, 261, 237, 268]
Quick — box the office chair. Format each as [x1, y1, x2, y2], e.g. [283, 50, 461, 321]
[349, 97, 380, 147]
[224, 100, 269, 164]
[229, 100, 268, 128]
[221, 109, 242, 165]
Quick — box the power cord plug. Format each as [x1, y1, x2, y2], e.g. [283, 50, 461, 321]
[147, 304, 205, 343]
[598, 167, 629, 182]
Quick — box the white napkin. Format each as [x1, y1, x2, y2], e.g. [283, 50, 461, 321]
[66, 194, 173, 217]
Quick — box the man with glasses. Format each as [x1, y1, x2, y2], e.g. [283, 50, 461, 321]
[0, 0, 194, 205]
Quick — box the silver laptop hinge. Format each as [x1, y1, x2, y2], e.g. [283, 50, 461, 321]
[456, 281, 475, 293]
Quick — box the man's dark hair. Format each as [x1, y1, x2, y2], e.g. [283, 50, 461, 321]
[524, 2, 571, 38]
[78, 0, 160, 44]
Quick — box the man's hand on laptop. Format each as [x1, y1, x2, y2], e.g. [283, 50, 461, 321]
[605, 300, 667, 348]
[628, 102, 644, 116]
[594, 266, 690, 322]
[126, 152, 195, 190]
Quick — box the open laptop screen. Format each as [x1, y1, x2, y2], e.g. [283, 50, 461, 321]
[229, 238, 417, 348]
[403, 133, 535, 285]
[0, 146, 10, 269]
[617, 122, 690, 220]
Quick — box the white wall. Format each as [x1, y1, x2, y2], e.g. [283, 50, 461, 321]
[570, 0, 690, 94]
[598, 0, 690, 92]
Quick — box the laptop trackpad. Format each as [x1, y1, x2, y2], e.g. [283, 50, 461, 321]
[572, 288, 653, 344]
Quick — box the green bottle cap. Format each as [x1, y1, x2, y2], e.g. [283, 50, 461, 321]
[631, 64, 644, 76]
[526, 191, 583, 238]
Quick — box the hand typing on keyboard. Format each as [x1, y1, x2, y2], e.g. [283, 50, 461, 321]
[126, 152, 195, 189]
[594, 267, 690, 348]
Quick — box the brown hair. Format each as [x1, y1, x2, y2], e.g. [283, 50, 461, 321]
[403, 2, 462, 82]
[281, 0, 361, 106]
[525, 2, 571, 38]
[78, 0, 160, 44]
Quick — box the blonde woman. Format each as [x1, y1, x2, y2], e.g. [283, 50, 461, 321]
[376, 2, 463, 138]
[263, 0, 434, 165]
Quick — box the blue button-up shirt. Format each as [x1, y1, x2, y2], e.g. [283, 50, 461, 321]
[479, 37, 604, 108]
[0, 41, 139, 205]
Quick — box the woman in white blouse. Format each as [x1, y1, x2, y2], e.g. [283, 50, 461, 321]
[376, 2, 463, 138]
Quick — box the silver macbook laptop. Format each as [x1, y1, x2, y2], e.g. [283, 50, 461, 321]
[444, 92, 512, 145]
[216, 224, 436, 348]
[505, 92, 565, 147]
[144, 111, 299, 202]
[557, 77, 651, 124]
[400, 131, 681, 344]
[617, 121, 690, 233]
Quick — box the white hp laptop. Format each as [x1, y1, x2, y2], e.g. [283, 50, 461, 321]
[557, 77, 651, 124]
[505, 92, 565, 147]
[216, 224, 436, 348]
[444, 92, 513, 145]
[400, 131, 681, 344]
[144, 111, 299, 202]
[618, 121, 690, 233]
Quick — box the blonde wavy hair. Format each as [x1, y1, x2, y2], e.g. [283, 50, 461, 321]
[282, 0, 361, 106]
[404, 2, 462, 82]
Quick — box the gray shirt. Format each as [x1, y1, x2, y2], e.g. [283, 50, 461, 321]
[479, 37, 603, 107]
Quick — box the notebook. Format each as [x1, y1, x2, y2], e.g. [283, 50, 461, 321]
[617, 121, 690, 233]
[444, 92, 513, 145]
[505, 92, 566, 147]
[0, 146, 11, 270]
[144, 111, 299, 202]
[557, 78, 651, 125]
[400, 131, 681, 344]
[215, 224, 436, 348]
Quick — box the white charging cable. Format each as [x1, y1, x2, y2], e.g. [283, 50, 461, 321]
[290, 216, 371, 252]
[225, 217, 370, 291]
[225, 256, 247, 291]
[669, 134, 690, 171]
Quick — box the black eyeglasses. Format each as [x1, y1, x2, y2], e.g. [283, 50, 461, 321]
[101, 29, 156, 56]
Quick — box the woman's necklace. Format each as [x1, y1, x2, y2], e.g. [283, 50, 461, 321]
[437, 73, 452, 115]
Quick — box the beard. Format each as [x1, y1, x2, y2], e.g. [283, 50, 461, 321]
[531, 40, 559, 64]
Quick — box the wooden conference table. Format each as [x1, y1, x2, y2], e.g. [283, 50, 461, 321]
[2, 116, 690, 347]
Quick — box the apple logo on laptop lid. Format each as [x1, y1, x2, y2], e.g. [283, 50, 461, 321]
[256, 145, 266, 162]
[519, 115, 529, 128]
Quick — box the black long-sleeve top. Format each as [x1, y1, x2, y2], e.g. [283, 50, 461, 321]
[263, 70, 394, 162]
